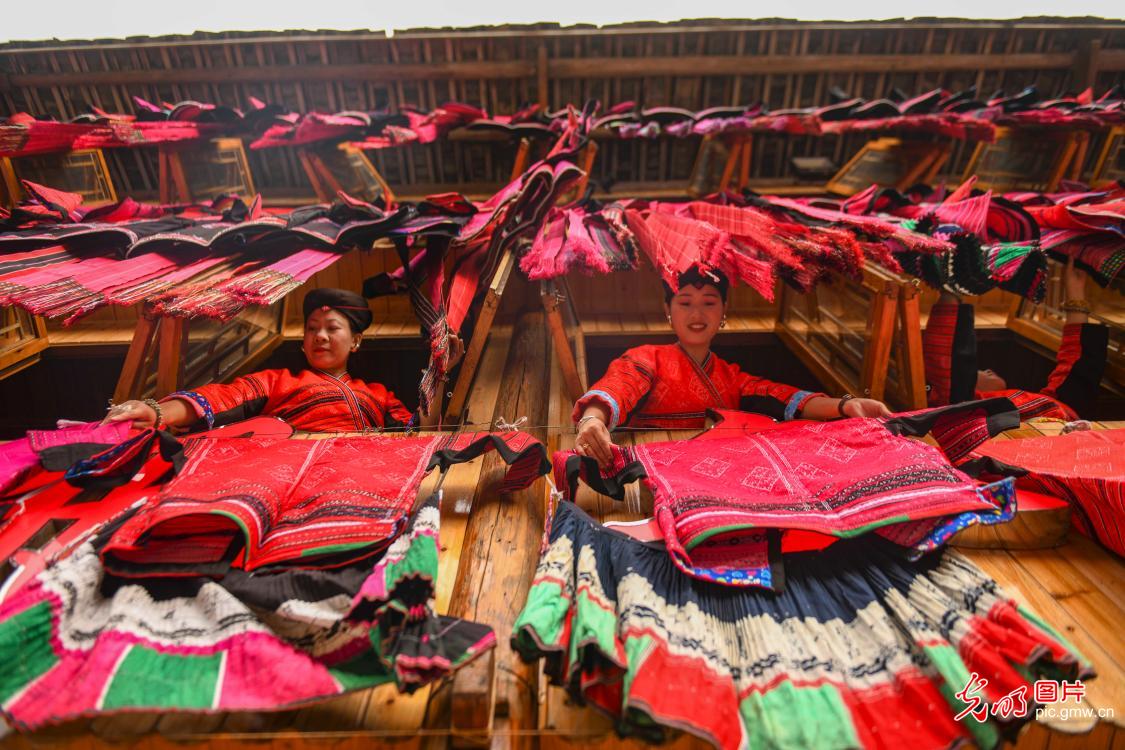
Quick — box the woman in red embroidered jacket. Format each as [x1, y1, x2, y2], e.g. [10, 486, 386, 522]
[573, 269, 891, 466]
[104, 288, 462, 432]
[922, 260, 1108, 421]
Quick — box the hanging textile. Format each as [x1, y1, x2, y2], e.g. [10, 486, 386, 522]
[0, 492, 495, 732]
[518, 203, 637, 280]
[512, 500, 1092, 750]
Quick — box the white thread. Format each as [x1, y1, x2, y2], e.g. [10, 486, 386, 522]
[494, 415, 528, 432]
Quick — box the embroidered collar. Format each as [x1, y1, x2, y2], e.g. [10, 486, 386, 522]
[674, 343, 724, 407]
[313, 368, 352, 383]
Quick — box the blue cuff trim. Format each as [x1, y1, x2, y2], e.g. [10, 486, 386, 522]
[169, 391, 215, 430]
[784, 390, 814, 421]
[583, 389, 621, 430]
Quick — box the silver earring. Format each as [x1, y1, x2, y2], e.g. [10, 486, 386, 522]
[720, 317, 727, 329]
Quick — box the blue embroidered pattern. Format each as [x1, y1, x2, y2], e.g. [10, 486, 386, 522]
[784, 390, 814, 421]
[582, 389, 621, 430]
[169, 391, 215, 430]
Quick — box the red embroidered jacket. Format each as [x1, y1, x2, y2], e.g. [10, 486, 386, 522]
[168, 368, 416, 432]
[573, 343, 823, 429]
[922, 302, 1108, 421]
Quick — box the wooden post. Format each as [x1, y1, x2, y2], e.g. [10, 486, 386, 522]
[113, 313, 160, 402]
[536, 44, 550, 109]
[510, 138, 532, 182]
[0, 158, 17, 207]
[897, 280, 928, 409]
[155, 316, 185, 398]
[718, 137, 744, 192]
[444, 249, 518, 423]
[1072, 39, 1102, 90]
[297, 148, 333, 202]
[1046, 132, 1081, 192]
[540, 280, 584, 404]
[1068, 130, 1091, 182]
[920, 142, 954, 184]
[860, 279, 898, 401]
[737, 135, 753, 191]
[157, 150, 172, 204]
[573, 140, 598, 198]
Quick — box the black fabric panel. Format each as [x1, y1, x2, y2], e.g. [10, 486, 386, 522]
[1051, 324, 1109, 418]
[563, 452, 649, 502]
[738, 395, 787, 421]
[211, 396, 270, 429]
[37, 442, 116, 472]
[426, 433, 550, 478]
[884, 397, 1020, 439]
[949, 303, 979, 405]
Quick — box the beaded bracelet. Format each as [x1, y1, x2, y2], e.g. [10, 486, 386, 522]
[143, 398, 165, 429]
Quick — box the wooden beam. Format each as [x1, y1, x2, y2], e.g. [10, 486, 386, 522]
[1073, 39, 1103, 88]
[297, 149, 333, 202]
[860, 280, 898, 402]
[896, 282, 929, 410]
[509, 139, 532, 183]
[4, 51, 1087, 90]
[112, 314, 159, 403]
[445, 249, 517, 423]
[0, 23, 1119, 56]
[536, 44, 549, 109]
[6, 61, 536, 88]
[541, 281, 584, 404]
[1100, 48, 1125, 71]
[155, 316, 185, 398]
[546, 52, 1076, 78]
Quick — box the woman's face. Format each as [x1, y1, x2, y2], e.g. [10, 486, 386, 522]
[665, 283, 726, 349]
[303, 308, 361, 372]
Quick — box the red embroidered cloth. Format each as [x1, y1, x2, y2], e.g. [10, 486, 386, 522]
[101, 431, 548, 575]
[975, 429, 1125, 556]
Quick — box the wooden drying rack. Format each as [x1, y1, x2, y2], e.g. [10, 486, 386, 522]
[776, 263, 928, 409]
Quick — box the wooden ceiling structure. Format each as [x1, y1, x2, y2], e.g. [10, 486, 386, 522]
[2, 19, 1124, 201]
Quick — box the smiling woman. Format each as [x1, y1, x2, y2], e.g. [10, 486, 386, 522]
[572, 269, 892, 466]
[102, 288, 462, 432]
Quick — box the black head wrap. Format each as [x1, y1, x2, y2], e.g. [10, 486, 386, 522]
[303, 288, 373, 333]
[662, 267, 730, 303]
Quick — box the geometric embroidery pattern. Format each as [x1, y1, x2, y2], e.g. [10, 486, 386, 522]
[816, 437, 857, 463]
[740, 466, 779, 491]
[691, 457, 731, 479]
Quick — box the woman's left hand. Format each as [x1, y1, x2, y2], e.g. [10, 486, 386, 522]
[447, 334, 466, 369]
[842, 397, 892, 419]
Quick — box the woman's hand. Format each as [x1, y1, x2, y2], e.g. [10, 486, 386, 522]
[447, 334, 466, 369]
[1063, 259, 1088, 301]
[101, 400, 157, 429]
[842, 397, 892, 419]
[574, 415, 615, 469]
